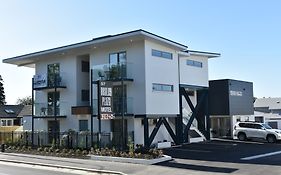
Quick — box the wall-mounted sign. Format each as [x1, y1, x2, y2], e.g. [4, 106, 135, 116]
[33, 74, 47, 88]
[230, 90, 243, 96]
[99, 81, 115, 120]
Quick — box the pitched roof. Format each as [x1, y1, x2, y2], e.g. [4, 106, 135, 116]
[0, 105, 32, 118]
[254, 98, 281, 110]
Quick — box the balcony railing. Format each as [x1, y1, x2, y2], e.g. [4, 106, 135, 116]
[34, 102, 68, 117]
[92, 97, 133, 116]
[33, 73, 67, 90]
[92, 63, 133, 81]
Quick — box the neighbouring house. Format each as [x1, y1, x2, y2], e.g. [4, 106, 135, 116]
[3, 29, 220, 147]
[0, 105, 31, 132]
[208, 79, 254, 138]
[254, 97, 281, 115]
[253, 97, 281, 129]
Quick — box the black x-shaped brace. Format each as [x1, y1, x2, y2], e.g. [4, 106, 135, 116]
[180, 87, 208, 142]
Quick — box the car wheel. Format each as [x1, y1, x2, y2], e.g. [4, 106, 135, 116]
[267, 135, 276, 143]
[238, 133, 246, 141]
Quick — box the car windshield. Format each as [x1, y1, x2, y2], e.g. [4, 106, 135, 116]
[261, 123, 272, 129]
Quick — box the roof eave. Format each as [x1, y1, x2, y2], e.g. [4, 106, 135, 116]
[3, 29, 188, 66]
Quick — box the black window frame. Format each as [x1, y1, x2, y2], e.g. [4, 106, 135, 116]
[152, 83, 174, 92]
[186, 59, 203, 68]
[152, 49, 173, 60]
[109, 51, 127, 65]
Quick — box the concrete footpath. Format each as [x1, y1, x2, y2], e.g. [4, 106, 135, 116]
[0, 152, 186, 175]
[1, 150, 281, 175]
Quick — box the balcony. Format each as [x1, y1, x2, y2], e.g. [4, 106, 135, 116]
[92, 63, 133, 82]
[92, 97, 133, 116]
[33, 73, 67, 90]
[34, 102, 68, 118]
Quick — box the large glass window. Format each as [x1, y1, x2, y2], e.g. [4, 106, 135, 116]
[47, 91, 60, 115]
[152, 49, 173, 60]
[47, 63, 60, 86]
[79, 120, 89, 131]
[109, 52, 126, 65]
[152, 83, 173, 92]
[112, 85, 127, 114]
[109, 52, 127, 79]
[186, 59, 203, 68]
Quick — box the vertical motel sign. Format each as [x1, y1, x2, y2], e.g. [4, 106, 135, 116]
[99, 81, 115, 120]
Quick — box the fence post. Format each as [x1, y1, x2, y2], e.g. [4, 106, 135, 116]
[37, 133, 40, 147]
[67, 133, 70, 149]
[11, 131, 14, 144]
[76, 132, 78, 148]
[85, 134, 88, 150]
[25, 131, 28, 147]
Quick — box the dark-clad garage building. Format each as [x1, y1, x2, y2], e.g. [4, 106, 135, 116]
[209, 79, 254, 138]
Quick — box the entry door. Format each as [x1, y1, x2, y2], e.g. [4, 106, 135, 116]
[111, 119, 127, 148]
[48, 120, 60, 143]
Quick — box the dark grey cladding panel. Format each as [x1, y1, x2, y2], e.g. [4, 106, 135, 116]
[209, 80, 230, 115]
[228, 80, 254, 115]
[209, 79, 254, 115]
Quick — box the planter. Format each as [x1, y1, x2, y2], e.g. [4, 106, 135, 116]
[89, 154, 172, 165]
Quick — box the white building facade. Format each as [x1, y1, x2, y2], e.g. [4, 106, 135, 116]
[3, 30, 220, 147]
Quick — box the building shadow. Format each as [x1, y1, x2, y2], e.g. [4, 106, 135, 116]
[156, 161, 238, 173]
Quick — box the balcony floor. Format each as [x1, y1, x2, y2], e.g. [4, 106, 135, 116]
[33, 115, 67, 119]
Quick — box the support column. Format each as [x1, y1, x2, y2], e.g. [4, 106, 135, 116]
[205, 90, 211, 140]
[31, 78, 34, 147]
[176, 86, 183, 144]
[143, 117, 149, 148]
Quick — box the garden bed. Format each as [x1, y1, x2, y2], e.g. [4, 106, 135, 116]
[3, 145, 169, 164]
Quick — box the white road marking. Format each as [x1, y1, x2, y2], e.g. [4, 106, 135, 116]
[0, 161, 97, 175]
[241, 150, 281, 160]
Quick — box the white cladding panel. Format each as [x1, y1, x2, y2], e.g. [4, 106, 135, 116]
[179, 55, 209, 87]
[90, 40, 146, 115]
[144, 40, 179, 115]
[35, 56, 79, 131]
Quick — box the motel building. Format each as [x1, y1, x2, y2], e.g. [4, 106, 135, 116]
[3, 30, 220, 148]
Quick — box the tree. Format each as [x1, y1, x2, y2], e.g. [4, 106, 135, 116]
[0, 75, 6, 105]
[16, 96, 32, 105]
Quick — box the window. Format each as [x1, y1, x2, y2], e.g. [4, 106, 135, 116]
[47, 63, 60, 86]
[81, 90, 90, 102]
[1, 119, 13, 126]
[152, 83, 173, 92]
[4, 109, 15, 114]
[109, 52, 126, 65]
[81, 61, 89, 72]
[152, 49, 173, 60]
[47, 91, 60, 115]
[79, 120, 88, 131]
[186, 59, 203, 68]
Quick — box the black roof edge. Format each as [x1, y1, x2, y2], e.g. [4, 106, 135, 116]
[3, 29, 187, 62]
[209, 79, 253, 84]
[185, 50, 221, 56]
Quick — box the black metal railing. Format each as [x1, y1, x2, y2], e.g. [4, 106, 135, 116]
[0, 131, 134, 150]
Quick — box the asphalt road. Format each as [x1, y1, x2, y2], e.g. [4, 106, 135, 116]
[0, 164, 75, 175]
[158, 139, 281, 174]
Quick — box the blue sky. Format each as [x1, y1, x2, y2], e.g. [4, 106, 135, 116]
[1, 0, 281, 104]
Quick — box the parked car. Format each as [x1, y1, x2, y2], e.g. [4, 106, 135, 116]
[233, 122, 281, 143]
